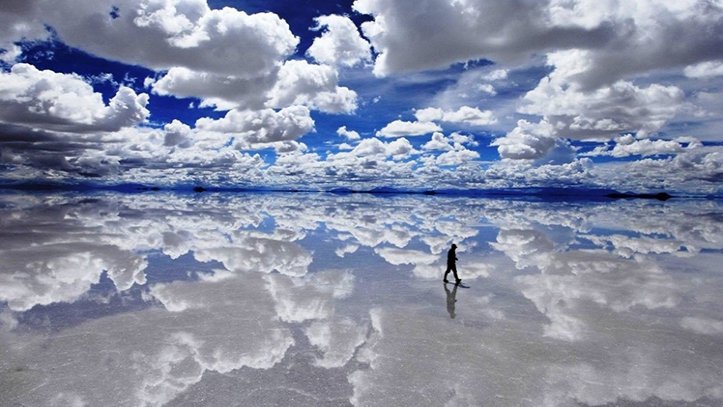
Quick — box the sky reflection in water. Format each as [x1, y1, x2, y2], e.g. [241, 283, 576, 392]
[0, 192, 721, 406]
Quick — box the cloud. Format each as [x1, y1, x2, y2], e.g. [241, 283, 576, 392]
[582, 135, 701, 158]
[337, 125, 361, 140]
[353, 0, 723, 87]
[491, 119, 575, 162]
[195, 105, 314, 145]
[150, 66, 276, 111]
[591, 149, 723, 194]
[352, 0, 615, 77]
[483, 158, 593, 188]
[307, 14, 372, 68]
[415, 105, 496, 127]
[329, 137, 417, 161]
[266, 60, 357, 114]
[435, 147, 480, 166]
[153, 59, 356, 113]
[0, 0, 47, 62]
[42, 0, 298, 78]
[520, 50, 685, 139]
[0, 63, 149, 133]
[422, 132, 452, 151]
[684, 60, 723, 79]
[376, 120, 441, 138]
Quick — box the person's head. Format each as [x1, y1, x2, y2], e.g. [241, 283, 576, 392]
[451, 243, 457, 249]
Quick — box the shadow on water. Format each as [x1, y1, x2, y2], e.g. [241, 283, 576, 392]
[444, 282, 458, 319]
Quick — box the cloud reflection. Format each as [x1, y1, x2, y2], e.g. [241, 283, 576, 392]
[0, 192, 720, 406]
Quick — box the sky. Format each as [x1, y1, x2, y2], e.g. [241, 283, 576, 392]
[0, 0, 722, 193]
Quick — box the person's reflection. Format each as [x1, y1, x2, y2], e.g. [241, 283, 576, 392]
[444, 282, 458, 319]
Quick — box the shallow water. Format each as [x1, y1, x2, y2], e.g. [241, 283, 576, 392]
[0, 192, 721, 406]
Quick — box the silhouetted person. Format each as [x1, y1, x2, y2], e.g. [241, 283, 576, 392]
[444, 282, 458, 319]
[443, 243, 461, 284]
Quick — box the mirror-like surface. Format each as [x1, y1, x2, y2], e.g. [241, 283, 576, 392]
[0, 192, 721, 407]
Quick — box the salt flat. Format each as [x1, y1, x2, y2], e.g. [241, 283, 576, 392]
[0, 192, 721, 406]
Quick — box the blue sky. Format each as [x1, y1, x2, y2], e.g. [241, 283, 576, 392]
[0, 0, 721, 193]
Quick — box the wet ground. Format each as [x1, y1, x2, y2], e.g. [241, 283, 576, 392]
[0, 192, 721, 406]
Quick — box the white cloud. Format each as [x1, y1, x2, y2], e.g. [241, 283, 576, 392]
[684, 60, 723, 79]
[195, 105, 314, 145]
[266, 60, 357, 114]
[386, 138, 415, 159]
[591, 148, 723, 194]
[163, 119, 193, 148]
[521, 50, 685, 139]
[376, 120, 441, 138]
[435, 148, 480, 166]
[483, 69, 508, 81]
[0, 63, 149, 132]
[415, 106, 496, 127]
[353, 0, 723, 87]
[337, 125, 361, 140]
[582, 135, 701, 158]
[151, 66, 275, 111]
[422, 132, 453, 151]
[334, 137, 416, 160]
[44, 0, 298, 79]
[491, 120, 556, 160]
[483, 158, 593, 188]
[307, 14, 372, 68]
[477, 83, 496, 95]
[153, 59, 357, 113]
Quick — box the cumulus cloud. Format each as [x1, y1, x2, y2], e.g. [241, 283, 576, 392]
[43, 0, 298, 78]
[331, 137, 416, 160]
[150, 66, 276, 110]
[422, 132, 453, 151]
[266, 60, 357, 114]
[5, 2, 358, 121]
[592, 149, 723, 194]
[307, 14, 372, 68]
[153, 59, 357, 113]
[415, 106, 497, 127]
[337, 125, 361, 140]
[352, 0, 616, 77]
[483, 158, 593, 188]
[491, 119, 575, 163]
[684, 60, 723, 79]
[353, 0, 723, 86]
[0, 63, 149, 132]
[583, 135, 702, 158]
[521, 50, 685, 139]
[435, 147, 480, 166]
[195, 105, 314, 145]
[376, 120, 441, 138]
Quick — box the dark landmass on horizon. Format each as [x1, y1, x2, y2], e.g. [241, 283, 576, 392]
[1, 180, 719, 200]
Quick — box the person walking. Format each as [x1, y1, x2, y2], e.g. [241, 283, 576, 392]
[443, 243, 461, 284]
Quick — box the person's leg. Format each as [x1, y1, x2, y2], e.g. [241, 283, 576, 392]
[452, 265, 461, 283]
[443, 267, 450, 282]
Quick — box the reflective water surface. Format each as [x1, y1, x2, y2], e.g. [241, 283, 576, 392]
[0, 192, 721, 407]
